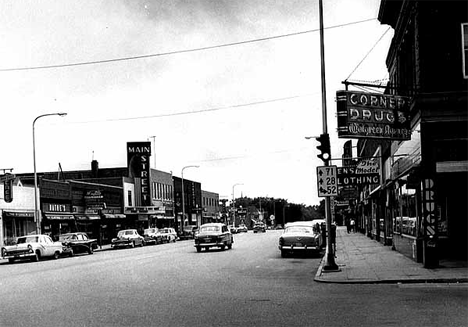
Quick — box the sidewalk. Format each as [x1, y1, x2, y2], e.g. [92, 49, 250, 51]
[314, 226, 468, 284]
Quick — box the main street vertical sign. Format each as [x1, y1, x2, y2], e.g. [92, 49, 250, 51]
[127, 142, 152, 206]
[317, 166, 338, 197]
[336, 90, 412, 140]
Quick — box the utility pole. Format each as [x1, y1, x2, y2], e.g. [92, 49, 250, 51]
[318, 0, 338, 271]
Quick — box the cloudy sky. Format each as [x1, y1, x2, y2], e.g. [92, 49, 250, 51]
[0, 0, 392, 206]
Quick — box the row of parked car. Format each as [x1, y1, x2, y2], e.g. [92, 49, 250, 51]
[1, 227, 179, 264]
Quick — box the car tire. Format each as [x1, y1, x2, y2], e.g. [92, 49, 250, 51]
[53, 251, 60, 260]
[196, 246, 201, 253]
[281, 250, 287, 258]
[227, 243, 232, 250]
[88, 246, 93, 255]
[8, 258, 15, 264]
[221, 245, 226, 251]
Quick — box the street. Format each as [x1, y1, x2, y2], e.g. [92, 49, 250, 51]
[0, 230, 467, 327]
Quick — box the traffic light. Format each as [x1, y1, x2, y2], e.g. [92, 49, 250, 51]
[316, 133, 331, 163]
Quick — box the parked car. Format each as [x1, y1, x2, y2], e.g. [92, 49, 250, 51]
[159, 228, 177, 243]
[143, 228, 163, 245]
[237, 224, 248, 233]
[278, 223, 323, 258]
[111, 229, 144, 249]
[59, 232, 98, 256]
[1, 234, 63, 263]
[194, 223, 233, 252]
[253, 222, 266, 233]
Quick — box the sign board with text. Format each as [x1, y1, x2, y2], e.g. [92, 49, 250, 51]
[336, 90, 411, 140]
[317, 166, 338, 197]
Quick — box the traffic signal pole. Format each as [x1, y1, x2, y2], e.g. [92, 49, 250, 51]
[318, 0, 338, 271]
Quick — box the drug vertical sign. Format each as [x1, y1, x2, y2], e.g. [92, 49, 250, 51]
[317, 166, 338, 197]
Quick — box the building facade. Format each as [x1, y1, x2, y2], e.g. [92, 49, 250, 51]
[201, 190, 220, 224]
[354, 0, 468, 267]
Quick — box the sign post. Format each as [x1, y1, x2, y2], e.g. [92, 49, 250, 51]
[317, 166, 338, 197]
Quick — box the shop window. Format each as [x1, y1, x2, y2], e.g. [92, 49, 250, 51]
[462, 23, 468, 79]
[128, 190, 132, 207]
[394, 181, 418, 237]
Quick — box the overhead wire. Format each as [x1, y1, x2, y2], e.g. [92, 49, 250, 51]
[344, 26, 391, 82]
[0, 18, 377, 72]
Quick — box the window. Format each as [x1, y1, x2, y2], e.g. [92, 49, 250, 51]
[462, 23, 468, 79]
[128, 190, 132, 207]
[393, 180, 418, 237]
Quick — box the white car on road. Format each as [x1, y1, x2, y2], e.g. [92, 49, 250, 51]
[1, 235, 63, 263]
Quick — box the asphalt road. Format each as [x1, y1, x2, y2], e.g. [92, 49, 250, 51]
[1, 230, 466, 327]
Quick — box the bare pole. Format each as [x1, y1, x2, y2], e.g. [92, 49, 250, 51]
[319, 0, 338, 271]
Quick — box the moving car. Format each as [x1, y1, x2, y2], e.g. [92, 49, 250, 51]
[253, 222, 266, 233]
[143, 228, 163, 245]
[1, 234, 63, 263]
[60, 232, 98, 256]
[111, 229, 144, 249]
[194, 223, 233, 252]
[278, 223, 323, 258]
[237, 224, 248, 233]
[159, 227, 177, 243]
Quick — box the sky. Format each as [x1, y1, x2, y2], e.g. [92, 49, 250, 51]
[0, 0, 393, 206]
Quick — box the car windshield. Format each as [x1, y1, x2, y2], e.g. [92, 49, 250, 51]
[285, 226, 313, 234]
[124, 230, 134, 235]
[16, 236, 39, 244]
[59, 234, 76, 241]
[200, 226, 220, 232]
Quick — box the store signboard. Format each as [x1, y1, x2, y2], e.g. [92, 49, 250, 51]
[127, 142, 151, 206]
[337, 159, 381, 186]
[336, 90, 412, 140]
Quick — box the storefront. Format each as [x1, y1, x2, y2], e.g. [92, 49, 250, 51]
[1, 210, 35, 245]
[41, 203, 76, 240]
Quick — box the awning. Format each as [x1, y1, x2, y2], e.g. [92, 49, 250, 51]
[43, 213, 75, 220]
[75, 214, 101, 220]
[2, 211, 34, 218]
[101, 214, 126, 219]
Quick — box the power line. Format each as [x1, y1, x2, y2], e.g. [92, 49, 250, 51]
[67, 93, 319, 124]
[345, 27, 391, 81]
[0, 18, 377, 72]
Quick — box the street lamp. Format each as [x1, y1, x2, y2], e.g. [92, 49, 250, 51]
[33, 112, 67, 235]
[181, 165, 199, 236]
[231, 183, 243, 227]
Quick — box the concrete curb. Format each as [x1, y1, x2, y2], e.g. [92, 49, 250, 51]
[314, 258, 468, 284]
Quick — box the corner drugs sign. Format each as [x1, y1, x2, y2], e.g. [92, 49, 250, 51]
[336, 90, 412, 140]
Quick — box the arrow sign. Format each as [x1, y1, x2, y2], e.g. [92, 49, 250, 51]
[316, 166, 338, 197]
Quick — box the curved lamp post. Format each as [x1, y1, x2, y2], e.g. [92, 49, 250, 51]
[181, 165, 199, 235]
[33, 112, 67, 234]
[231, 183, 243, 227]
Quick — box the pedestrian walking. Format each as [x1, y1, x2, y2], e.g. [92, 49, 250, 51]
[345, 216, 351, 233]
[350, 218, 356, 233]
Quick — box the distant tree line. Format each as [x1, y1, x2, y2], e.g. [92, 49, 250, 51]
[232, 196, 325, 226]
